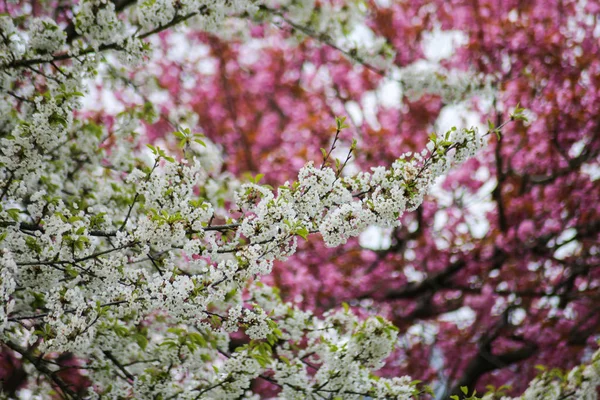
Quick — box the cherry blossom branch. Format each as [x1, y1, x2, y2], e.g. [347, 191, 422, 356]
[259, 5, 387, 77]
[103, 350, 135, 383]
[15, 242, 137, 266]
[4, 340, 78, 399]
[3, 8, 204, 70]
[7, 300, 128, 322]
[63, 0, 138, 43]
[120, 159, 159, 231]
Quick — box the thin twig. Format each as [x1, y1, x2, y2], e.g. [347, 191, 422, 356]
[103, 350, 135, 382]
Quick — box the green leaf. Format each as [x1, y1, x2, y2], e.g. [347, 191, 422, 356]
[461, 386, 469, 395]
[224, 289, 238, 301]
[48, 113, 68, 128]
[210, 315, 220, 327]
[279, 355, 291, 365]
[25, 236, 42, 253]
[65, 265, 79, 278]
[510, 102, 529, 122]
[7, 208, 20, 221]
[335, 116, 347, 130]
[133, 333, 148, 350]
[173, 130, 186, 139]
[296, 226, 309, 240]
[188, 332, 207, 347]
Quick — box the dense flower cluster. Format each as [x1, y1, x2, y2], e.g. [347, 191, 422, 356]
[0, 0, 598, 399]
[136, 0, 597, 395]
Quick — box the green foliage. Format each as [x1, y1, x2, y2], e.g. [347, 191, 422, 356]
[173, 126, 206, 148]
[510, 102, 528, 122]
[335, 115, 349, 130]
[146, 144, 175, 162]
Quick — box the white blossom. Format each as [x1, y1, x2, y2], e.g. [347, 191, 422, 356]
[28, 18, 66, 54]
[0, 2, 575, 399]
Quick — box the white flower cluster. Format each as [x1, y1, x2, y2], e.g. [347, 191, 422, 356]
[0, 16, 27, 65]
[135, 0, 259, 34]
[320, 202, 374, 247]
[231, 126, 484, 252]
[474, 347, 600, 400]
[28, 17, 66, 54]
[399, 64, 495, 104]
[126, 160, 213, 232]
[503, 348, 600, 400]
[260, 0, 396, 71]
[75, 0, 125, 49]
[202, 283, 417, 400]
[20, 97, 73, 151]
[0, 2, 570, 399]
[298, 127, 482, 247]
[209, 350, 264, 398]
[0, 251, 17, 334]
[137, 0, 177, 30]
[116, 37, 151, 66]
[225, 304, 271, 340]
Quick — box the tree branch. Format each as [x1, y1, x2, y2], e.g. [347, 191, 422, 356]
[3, 340, 78, 399]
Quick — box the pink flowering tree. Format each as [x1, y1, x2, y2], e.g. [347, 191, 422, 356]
[0, 0, 599, 399]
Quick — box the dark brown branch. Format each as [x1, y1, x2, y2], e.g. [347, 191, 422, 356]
[383, 260, 466, 300]
[103, 350, 135, 382]
[16, 242, 137, 266]
[8, 300, 127, 322]
[202, 223, 240, 232]
[3, 340, 78, 399]
[4, 10, 202, 70]
[260, 6, 386, 78]
[0, 221, 116, 237]
[0, 169, 15, 201]
[492, 104, 508, 232]
[120, 159, 158, 231]
[1, 220, 241, 236]
[449, 341, 538, 396]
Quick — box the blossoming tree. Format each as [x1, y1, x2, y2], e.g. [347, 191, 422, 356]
[0, 0, 599, 399]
